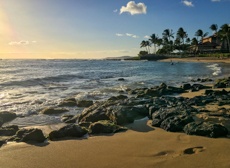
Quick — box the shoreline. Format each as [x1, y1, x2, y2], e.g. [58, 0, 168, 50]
[159, 57, 230, 64]
[1, 119, 230, 168]
[0, 77, 230, 167]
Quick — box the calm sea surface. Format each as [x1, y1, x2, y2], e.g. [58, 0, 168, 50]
[0, 59, 229, 127]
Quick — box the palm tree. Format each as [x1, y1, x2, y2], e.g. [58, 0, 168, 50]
[191, 38, 199, 54]
[219, 24, 230, 52]
[162, 29, 174, 42]
[140, 40, 151, 54]
[186, 38, 191, 44]
[210, 24, 218, 34]
[149, 34, 158, 54]
[191, 38, 198, 45]
[162, 29, 174, 52]
[195, 29, 209, 44]
[177, 27, 187, 51]
[156, 38, 163, 52]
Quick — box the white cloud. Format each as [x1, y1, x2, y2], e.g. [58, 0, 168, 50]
[211, 0, 221, 1]
[116, 33, 124, 37]
[182, 0, 194, 7]
[116, 33, 139, 38]
[8, 40, 38, 46]
[113, 9, 118, 13]
[144, 35, 150, 39]
[9, 40, 30, 45]
[120, 1, 147, 15]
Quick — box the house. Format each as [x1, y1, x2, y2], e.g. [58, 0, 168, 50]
[189, 34, 229, 54]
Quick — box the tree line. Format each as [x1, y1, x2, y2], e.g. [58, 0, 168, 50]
[139, 23, 230, 56]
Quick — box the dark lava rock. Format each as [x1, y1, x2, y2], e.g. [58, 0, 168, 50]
[61, 115, 77, 123]
[213, 77, 230, 88]
[9, 128, 46, 143]
[48, 124, 88, 140]
[89, 120, 127, 134]
[182, 83, 192, 90]
[151, 105, 196, 128]
[118, 78, 125, 81]
[0, 125, 19, 136]
[58, 100, 77, 107]
[0, 140, 6, 147]
[108, 95, 128, 101]
[184, 122, 228, 138]
[40, 107, 69, 115]
[112, 105, 149, 125]
[77, 100, 94, 107]
[79, 107, 113, 123]
[0, 112, 17, 126]
[160, 115, 194, 132]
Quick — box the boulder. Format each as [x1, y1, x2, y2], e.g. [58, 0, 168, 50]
[58, 100, 77, 107]
[9, 128, 46, 143]
[61, 115, 77, 123]
[108, 95, 128, 101]
[77, 100, 94, 107]
[0, 112, 17, 126]
[184, 122, 228, 138]
[0, 125, 19, 136]
[118, 78, 125, 81]
[49, 124, 88, 140]
[160, 115, 194, 132]
[151, 105, 195, 128]
[89, 120, 127, 134]
[40, 107, 68, 115]
[182, 83, 191, 90]
[213, 77, 230, 88]
[112, 105, 149, 125]
[0, 140, 6, 147]
[78, 107, 113, 123]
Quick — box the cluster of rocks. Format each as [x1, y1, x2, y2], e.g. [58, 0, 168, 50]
[213, 77, 230, 88]
[0, 77, 229, 147]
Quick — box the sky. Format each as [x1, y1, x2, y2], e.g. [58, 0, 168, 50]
[0, 0, 229, 59]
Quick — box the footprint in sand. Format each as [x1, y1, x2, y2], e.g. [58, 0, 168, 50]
[153, 150, 175, 157]
[183, 146, 205, 155]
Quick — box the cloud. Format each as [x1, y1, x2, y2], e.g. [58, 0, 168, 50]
[116, 33, 139, 38]
[144, 35, 150, 39]
[211, 0, 221, 1]
[116, 33, 124, 37]
[120, 1, 147, 15]
[113, 9, 118, 13]
[126, 33, 139, 38]
[182, 0, 194, 7]
[8, 40, 37, 45]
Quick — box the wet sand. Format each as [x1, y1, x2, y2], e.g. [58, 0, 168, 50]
[0, 90, 230, 168]
[0, 120, 230, 168]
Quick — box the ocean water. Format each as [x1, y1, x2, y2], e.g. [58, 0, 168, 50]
[0, 59, 229, 127]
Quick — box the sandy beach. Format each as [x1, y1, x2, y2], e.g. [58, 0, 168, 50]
[160, 57, 230, 64]
[0, 88, 230, 168]
[0, 62, 229, 168]
[0, 119, 230, 168]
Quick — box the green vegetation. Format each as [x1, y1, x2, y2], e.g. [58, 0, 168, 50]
[138, 23, 230, 58]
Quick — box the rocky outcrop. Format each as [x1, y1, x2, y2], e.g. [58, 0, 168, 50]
[0, 112, 17, 126]
[9, 128, 46, 143]
[76, 100, 94, 107]
[40, 107, 69, 115]
[184, 122, 228, 138]
[48, 124, 88, 140]
[89, 120, 127, 134]
[58, 98, 77, 107]
[61, 115, 77, 123]
[213, 77, 230, 88]
[0, 125, 19, 136]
